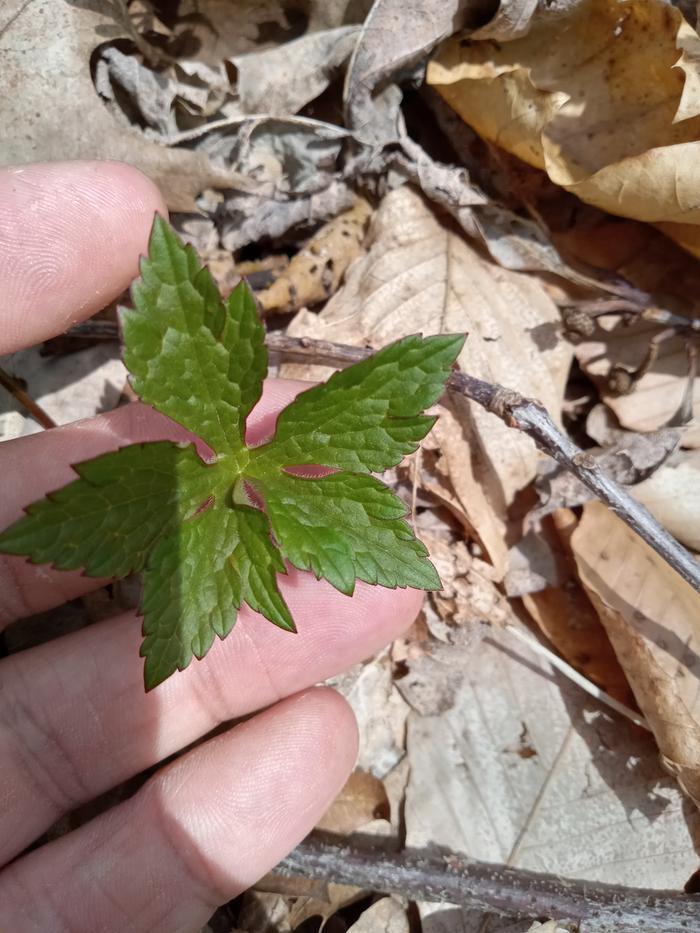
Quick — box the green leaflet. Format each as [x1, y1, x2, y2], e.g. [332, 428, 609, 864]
[121, 216, 265, 467]
[141, 505, 293, 690]
[0, 442, 217, 578]
[254, 472, 441, 596]
[0, 218, 463, 690]
[248, 333, 465, 475]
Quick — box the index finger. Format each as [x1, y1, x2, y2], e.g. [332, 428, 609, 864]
[0, 160, 166, 354]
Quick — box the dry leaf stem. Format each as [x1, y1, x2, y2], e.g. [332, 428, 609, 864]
[278, 838, 700, 932]
[60, 323, 700, 593]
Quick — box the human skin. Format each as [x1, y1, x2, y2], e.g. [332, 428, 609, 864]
[0, 161, 422, 931]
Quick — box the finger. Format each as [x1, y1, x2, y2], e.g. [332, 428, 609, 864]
[0, 566, 420, 863]
[0, 689, 357, 932]
[0, 161, 166, 354]
[0, 380, 309, 627]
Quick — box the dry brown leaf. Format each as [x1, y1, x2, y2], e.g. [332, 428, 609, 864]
[632, 449, 700, 551]
[282, 186, 572, 577]
[428, 0, 700, 256]
[522, 509, 635, 707]
[257, 199, 371, 314]
[315, 768, 390, 835]
[571, 500, 700, 807]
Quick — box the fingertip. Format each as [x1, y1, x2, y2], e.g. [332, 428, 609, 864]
[0, 160, 167, 353]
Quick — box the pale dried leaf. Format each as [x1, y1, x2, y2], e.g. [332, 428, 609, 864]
[283, 187, 572, 576]
[428, 0, 700, 256]
[571, 501, 700, 807]
[405, 626, 700, 890]
[632, 449, 700, 551]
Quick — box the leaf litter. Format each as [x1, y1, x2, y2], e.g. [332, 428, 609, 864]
[4, 0, 700, 930]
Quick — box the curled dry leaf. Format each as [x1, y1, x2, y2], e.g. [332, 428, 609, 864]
[428, 0, 700, 256]
[257, 199, 372, 314]
[631, 449, 700, 552]
[282, 186, 572, 577]
[571, 500, 700, 808]
[0, 1, 237, 210]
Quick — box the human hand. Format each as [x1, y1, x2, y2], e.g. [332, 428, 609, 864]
[0, 162, 422, 930]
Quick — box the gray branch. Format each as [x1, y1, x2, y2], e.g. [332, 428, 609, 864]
[59, 323, 700, 593]
[277, 838, 700, 932]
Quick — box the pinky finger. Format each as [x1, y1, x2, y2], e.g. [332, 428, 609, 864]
[0, 688, 357, 933]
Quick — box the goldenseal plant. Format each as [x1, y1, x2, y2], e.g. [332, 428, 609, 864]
[0, 218, 465, 689]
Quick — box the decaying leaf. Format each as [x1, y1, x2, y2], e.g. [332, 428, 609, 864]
[257, 199, 371, 314]
[631, 449, 700, 551]
[428, 0, 700, 256]
[283, 186, 572, 576]
[571, 501, 700, 807]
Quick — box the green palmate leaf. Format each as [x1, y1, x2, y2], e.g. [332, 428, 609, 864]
[0, 442, 217, 577]
[248, 333, 465, 475]
[140, 505, 294, 690]
[0, 218, 463, 689]
[255, 472, 441, 596]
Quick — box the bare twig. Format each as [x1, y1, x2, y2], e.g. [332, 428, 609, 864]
[59, 324, 700, 593]
[0, 366, 56, 429]
[278, 838, 700, 932]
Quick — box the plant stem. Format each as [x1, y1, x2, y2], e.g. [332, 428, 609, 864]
[277, 838, 700, 932]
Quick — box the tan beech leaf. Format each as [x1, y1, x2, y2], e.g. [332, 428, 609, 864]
[632, 450, 700, 552]
[571, 500, 700, 807]
[0, 0, 240, 210]
[315, 768, 390, 835]
[428, 0, 700, 257]
[282, 186, 572, 577]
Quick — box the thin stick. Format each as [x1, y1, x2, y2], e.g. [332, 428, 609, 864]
[0, 366, 56, 429]
[277, 838, 700, 931]
[60, 324, 700, 593]
[503, 623, 650, 731]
